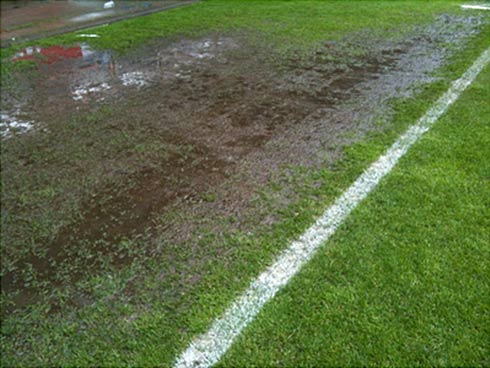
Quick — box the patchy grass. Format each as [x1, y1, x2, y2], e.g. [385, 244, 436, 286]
[1, 1, 489, 366]
[219, 54, 490, 368]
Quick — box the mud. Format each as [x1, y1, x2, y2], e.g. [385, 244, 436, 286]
[2, 142, 229, 309]
[1, 14, 487, 310]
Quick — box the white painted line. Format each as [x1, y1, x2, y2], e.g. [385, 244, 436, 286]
[77, 34, 101, 38]
[174, 46, 490, 368]
[461, 4, 490, 10]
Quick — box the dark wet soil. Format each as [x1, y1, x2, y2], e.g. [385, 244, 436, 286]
[1, 14, 487, 311]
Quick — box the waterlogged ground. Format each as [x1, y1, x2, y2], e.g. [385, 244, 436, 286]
[1, 8, 489, 364]
[1, 12, 485, 305]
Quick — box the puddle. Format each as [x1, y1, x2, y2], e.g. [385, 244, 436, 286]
[11, 43, 115, 103]
[120, 71, 152, 87]
[72, 82, 111, 101]
[7, 37, 239, 119]
[0, 110, 34, 138]
[162, 37, 237, 66]
[12, 43, 110, 64]
[13, 45, 83, 64]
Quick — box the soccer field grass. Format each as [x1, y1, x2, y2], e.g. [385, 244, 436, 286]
[1, 1, 489, 366]
[218, 55, 490, 367]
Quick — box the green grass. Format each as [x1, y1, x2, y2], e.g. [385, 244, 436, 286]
[219, 56, 490, 367]
[0, 1, 468, 59]
[1, 1, 490, 366]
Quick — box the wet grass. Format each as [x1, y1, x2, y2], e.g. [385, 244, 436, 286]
[1, 1, 490, 366]
[0, 1, 468, 58]
[219, 51, 490, 368]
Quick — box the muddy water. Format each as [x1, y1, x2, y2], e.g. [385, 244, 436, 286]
[1, 14, 487, 309]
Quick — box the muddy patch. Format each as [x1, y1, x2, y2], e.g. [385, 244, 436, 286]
[1, 14, 488, 311]
[2, 141, 229, 309]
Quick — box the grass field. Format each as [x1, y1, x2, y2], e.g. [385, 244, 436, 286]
[0, 1, 471, 55]
[1, 1, 489, 366]
[219, 55, 490, 368]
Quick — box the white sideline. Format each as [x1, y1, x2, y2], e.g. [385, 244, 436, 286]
[461, 4, 490, 10]
[175, 46, 490, 368]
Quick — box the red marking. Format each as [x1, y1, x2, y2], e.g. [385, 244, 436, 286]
[13, 45, 82, 64]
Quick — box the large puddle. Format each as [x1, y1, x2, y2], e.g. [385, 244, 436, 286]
[1, 37, 239, 139]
